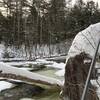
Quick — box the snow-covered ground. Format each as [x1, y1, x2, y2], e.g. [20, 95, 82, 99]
[0, 40, 72, 60]
[0, 81, 14, 92]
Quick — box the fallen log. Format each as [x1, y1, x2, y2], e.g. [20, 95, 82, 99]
[0, 62, 62, 88]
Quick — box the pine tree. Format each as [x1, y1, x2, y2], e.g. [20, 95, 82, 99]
[47, 0, 66, 43]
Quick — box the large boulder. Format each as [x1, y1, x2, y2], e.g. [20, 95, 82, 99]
[63, 23, 100, 100]
[66, 23, 100, 62]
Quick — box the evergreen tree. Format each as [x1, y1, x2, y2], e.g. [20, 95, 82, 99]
[65, 0, 100, 37]
[47, 0, 66, 43]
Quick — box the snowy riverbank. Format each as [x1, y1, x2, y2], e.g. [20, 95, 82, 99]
[0, 39, 72, 61]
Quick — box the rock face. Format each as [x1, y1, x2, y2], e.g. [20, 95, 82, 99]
[63, 52, 99, 100]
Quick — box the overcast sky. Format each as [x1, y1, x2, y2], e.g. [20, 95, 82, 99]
[70, 0, 100, 5]
[0, 0, 100, 16]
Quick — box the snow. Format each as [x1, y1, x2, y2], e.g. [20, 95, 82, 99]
[5, 59, 54, 67]
[66, 22, 100, 62]
[6, 61, 37, 66]
[0, 42, 70, 60]
[90, 80, 100, 99]
[36, 59, 54, 65]
[46, 62, 65, 69]
[19, 67, 33, 71]
[0, 43, 5, 59]
[0, 81, 13, 92]
[55, 69, 65, 76]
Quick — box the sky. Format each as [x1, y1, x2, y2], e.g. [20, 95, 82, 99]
[67, 0, 100, 5]
[0, 0, 100, 16]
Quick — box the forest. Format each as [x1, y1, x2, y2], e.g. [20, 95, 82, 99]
[0, 0, 100, 46]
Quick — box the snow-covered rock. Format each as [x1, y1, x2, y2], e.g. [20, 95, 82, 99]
[64, 23, 100, 99]
[0, 81, 13, 92]
[66, 22, 100, 62]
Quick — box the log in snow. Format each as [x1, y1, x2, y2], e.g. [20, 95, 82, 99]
[0, 62, 62, 87]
